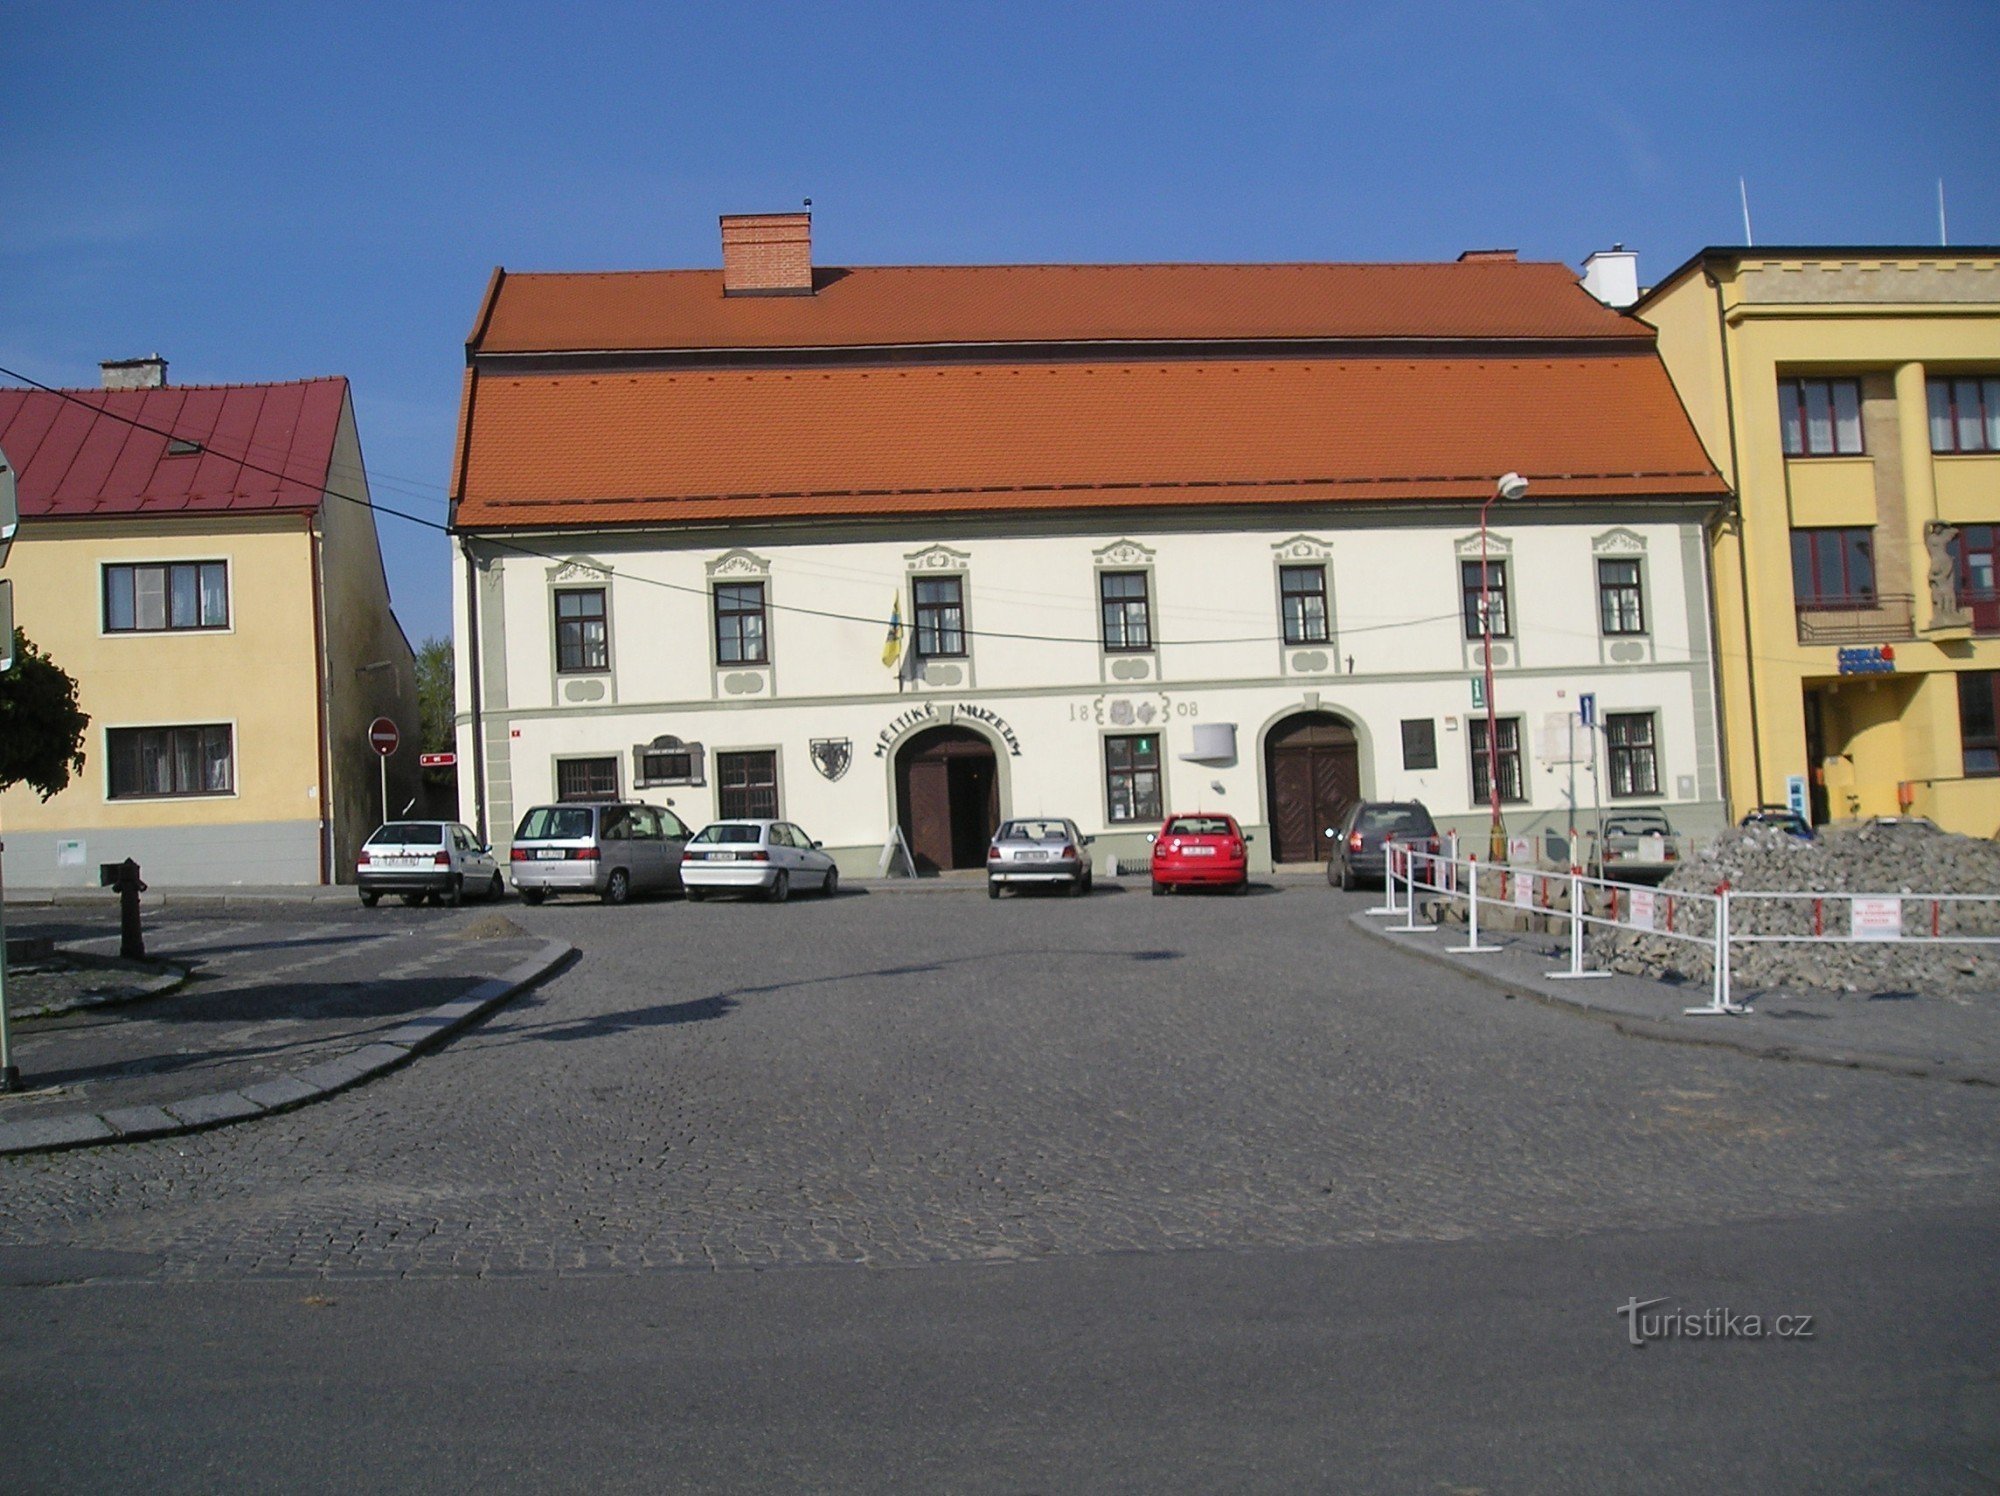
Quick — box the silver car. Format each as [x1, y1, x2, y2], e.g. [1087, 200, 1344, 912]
[680, 819, 839, 902]
[357, 821, 504, 907]
[986, 816, 1094, 898]
[509, 802, 692, 905]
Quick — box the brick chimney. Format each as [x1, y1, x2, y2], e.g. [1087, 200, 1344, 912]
[720, 212, 813, 296]
[101, 354, 168, 389]
[1456, 249, 1519, 263]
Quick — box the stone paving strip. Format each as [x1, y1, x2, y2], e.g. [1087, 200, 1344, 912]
[1351, 908, 2000, 1086]
[0, 937, 573, 1157]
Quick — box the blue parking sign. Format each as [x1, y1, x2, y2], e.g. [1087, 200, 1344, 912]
[1578, 692, 1596, 727]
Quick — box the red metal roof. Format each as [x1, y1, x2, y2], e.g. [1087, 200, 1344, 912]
[473, 260, 1650, 354]
[0, 378, 347, 519]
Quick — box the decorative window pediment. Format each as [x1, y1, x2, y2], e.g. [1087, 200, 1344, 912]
[1272, 535, 1334, 563]
[1453, 532, 1514, 560]
[904, 544, 971, 573]
[1591, 527, 1648, 556]
[705, 548, 771, 580]
[548, 557, 611, 584]
[1093, 538, 1156, 568]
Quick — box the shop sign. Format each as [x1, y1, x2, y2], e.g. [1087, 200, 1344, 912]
[1837, 646, 1895, 675]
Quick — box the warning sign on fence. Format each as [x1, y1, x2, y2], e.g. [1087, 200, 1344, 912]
[1629, 888, 1656, 931]
[1850, 897, 1902, 942]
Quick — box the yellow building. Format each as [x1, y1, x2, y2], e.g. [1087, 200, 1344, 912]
[1635, 248, 2000, 836]
[0, 361, 419, 885]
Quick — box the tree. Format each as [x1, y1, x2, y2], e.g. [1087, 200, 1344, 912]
[415, 636, 454, 755]
[0, 628, 89, 800]
[414, 636, 456, 815]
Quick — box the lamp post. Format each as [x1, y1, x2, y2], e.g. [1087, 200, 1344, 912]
[1481, 472, 1529, 862]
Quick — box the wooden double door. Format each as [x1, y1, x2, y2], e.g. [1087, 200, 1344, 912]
[896, 726, 1000, 872]
[1265, 713, 1361, 863]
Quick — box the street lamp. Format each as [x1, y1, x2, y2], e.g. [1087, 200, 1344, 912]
[1481, 472, 1529, 862]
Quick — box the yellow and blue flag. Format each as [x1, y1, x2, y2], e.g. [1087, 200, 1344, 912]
[881, 594, 904, 668]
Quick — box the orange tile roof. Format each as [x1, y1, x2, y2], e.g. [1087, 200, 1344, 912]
[473, 260, 1647, 354]
[454, 356, 1725, 530]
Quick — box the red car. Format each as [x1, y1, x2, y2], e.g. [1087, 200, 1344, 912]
[1149, 813, 1252, 895]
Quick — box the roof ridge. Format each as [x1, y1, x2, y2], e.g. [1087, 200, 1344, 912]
[501, 260, 1579, 279]
[2, 375, 349, 396]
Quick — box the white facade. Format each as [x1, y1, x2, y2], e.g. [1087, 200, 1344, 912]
[456, 503, 1724, 873]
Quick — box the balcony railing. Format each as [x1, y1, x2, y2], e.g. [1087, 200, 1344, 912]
[1795, 594, 1915, 645]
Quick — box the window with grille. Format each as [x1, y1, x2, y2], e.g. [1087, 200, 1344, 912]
[1467, 717, 1525, 804]
[555, 757, 619, 802]
[1460, 559, 1511, 639]
[555, 588, 609, 673]
[717, 750, 779, 819]
[1597, 557, 1646, 635]
[1279, 564, 1329, 644]
[1099, 572, 1152, 651]
[103, 562, 229, 632]
[1104, 734, 1162, 823]
[713, 582, 768, 665]
[1606, 712, 1660, 797]
[107, 725, 234, 798]
[1927, 376, 2000, 453]
[913, 576, 966, 657]
[1779, 377, 1864, 456]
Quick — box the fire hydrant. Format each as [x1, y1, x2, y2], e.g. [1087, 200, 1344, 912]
[100, 858, 147, 958]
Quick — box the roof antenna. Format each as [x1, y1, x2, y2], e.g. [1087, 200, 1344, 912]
[1938, 179, 1948, 247]
[1738, 177, 1754, 247]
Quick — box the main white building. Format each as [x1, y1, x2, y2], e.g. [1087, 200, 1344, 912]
[451, 214, 1731, 874]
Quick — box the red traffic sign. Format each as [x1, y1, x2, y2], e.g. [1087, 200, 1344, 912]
[367, 717, 400, 757]
[419, 752, 457, 768]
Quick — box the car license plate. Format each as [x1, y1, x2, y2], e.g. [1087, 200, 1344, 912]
[1016, 850, 1047, 861]
[1185, 846, 1216, 856]
[711, 852, 736, 862]
[536, 849, 564, 860]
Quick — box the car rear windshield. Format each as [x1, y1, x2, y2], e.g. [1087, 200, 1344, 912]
[690, 823, 763, 845]
[367, 823, 444, 846]
[1165, 817, 1233, 836]
[515, 807, 596, 841]
[1604, 816, 1670, 835]
[1000, 820, 1069, 842]
[1357, 806, 1434, 834]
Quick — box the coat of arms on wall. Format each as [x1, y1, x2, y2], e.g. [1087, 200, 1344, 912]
[810, 738, 853, 781]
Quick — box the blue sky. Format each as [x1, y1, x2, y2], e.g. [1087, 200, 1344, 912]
[4, 1, 1995, 646]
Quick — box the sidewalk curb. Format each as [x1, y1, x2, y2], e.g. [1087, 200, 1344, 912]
[0, 938, 576, 1157]
[9, 956, 190, 1020]
[1349, 911, 2000, 1089]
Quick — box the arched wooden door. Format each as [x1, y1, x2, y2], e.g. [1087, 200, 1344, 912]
[895, 725, 1000, 872]
[1265, 713, 1360, 863]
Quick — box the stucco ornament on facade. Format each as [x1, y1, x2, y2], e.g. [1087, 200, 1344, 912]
[1271, 535, 1334, 562]
[704, 548, 771, 579]
[547, 558, 611, 583]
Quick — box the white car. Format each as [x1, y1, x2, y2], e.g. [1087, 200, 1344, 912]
[680, 819, 839, 902]
[357, 821, 505, 907]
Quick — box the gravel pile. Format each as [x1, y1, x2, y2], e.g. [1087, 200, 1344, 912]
[1590, 819, 2000, 995]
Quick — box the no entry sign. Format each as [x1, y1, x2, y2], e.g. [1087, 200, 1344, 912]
[368, 717, 401, 757]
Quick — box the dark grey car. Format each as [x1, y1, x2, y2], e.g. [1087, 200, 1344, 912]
[1326, 801, 1441, 890]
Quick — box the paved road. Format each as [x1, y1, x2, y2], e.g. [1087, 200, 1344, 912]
[0, 881, 1994, 1486]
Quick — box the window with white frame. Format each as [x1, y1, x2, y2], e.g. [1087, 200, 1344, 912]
[1467, 717, 1525, 804]
[1597, 557, 1646, 635]
[1460, 558, 1511, 639]
[103, 561, 229, 632]
[107, 724, 234, 798]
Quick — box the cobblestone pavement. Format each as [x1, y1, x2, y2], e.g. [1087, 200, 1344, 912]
[0, 883, 1994, 1280]
[0, 906, 549, 1120]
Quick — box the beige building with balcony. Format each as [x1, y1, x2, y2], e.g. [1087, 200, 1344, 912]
[1635, 248, 2000, 834]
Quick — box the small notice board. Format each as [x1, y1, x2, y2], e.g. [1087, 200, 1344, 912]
[877, 825, 917, 878]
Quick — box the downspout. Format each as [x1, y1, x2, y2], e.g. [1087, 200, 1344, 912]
[464, 541, 488, 847]
[1711, 267, 1765, 804]
[309, 513, 334, 883]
